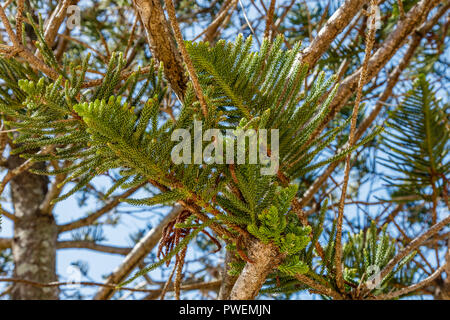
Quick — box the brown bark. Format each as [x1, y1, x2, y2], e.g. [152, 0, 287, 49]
[229, 239, 284, 300]
[132, 0, 188, 99]
[7, 154, 58, 300]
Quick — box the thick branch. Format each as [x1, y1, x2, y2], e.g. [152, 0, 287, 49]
[217, 249, 239, 300]
[0, 237, 11, 250]
[229, 239, 284, 300]
[132, 0, 188, 99]
[143, 280, 222, 300]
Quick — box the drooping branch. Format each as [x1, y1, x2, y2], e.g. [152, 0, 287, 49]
[94, 206, 182, 300]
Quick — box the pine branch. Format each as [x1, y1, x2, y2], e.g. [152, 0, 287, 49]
[335, 0, 377, 293]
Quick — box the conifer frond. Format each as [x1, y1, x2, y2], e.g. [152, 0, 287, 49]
[380, 75, 449, 199]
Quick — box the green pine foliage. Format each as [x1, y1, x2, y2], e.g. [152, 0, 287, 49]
[342, 221, 417, 295]
[380, 75, 449, 200]
[0, 32, 382, 289]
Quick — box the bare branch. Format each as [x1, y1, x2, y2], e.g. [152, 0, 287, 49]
[57, 241, 131, 255]
[42, 0, 79, 47]
[297, 0, 448, 209]
[335, 0, 377, 293]
[295, 273, 343, 300]
[217, 249, 239, 299]
[58, 184, 143, 233]
[0, 237, 11, 250]
[362, 214, 450, 296]
[229, 239, 283, 300]
[164, 0, 208, 117]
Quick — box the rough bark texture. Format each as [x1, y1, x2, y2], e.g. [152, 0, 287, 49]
[229, 239, 284, 300]
[132, 0, 188, 99]
[8, 155, 58, 300]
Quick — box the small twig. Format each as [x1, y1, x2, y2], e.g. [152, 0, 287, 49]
[125, 15, 139, 59]
[335, 0, 377, 293]
[174, 246, 187, 300]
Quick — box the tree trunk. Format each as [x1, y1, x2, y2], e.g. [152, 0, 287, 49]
[8, 155, 58, 300]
